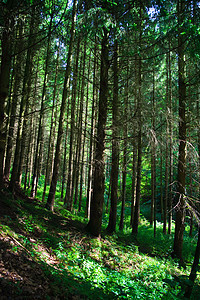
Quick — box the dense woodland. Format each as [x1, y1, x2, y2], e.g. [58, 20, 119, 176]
[0, 0, 200, 298]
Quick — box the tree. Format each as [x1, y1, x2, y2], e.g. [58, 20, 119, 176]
[173, 0, 187, 261]
[0, 0, 14, 188]
[107, 40, 119, 233]
[132, 2, 143, 236]
[45, 0, 77, 211]
[86, 27, 109, 237]
[10, 4, 38, 192]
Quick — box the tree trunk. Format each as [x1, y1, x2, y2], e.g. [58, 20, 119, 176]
[86, 36, 98, 218]
[4, 22, 23, 181]
[130, 141, 137, 226]
[31, 13, 53, 198]
[132, 53, 142, 236]
[65, 37, 80, 210]
[78, 54, 90, 211]
[86, 27, 109, 237]
[10, 7, 37, 192]
[184, 227, 200, 298]
[74, 44, 87, 207]
[42, 43, 60, 201]
[107, 40, 119, 233]
[163, 53, 170, 234]
[119, 63, 128, 231]
[46, 0, 77, 211]
[0, 0, 14, 188]
[173, 0, 187, 261]
[150, 69, 156, 237]
[168, 46, 173, 235]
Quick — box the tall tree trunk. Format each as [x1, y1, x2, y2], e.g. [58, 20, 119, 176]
[163, 53, 169, 234]
[0, 0, 14, 188]
[78, 53, 90, 211]
[132, 3, 142, 236]
[86, 27, 109, 237]
[17, 66, 33, 185]
[4, 22, 23, 181]
[168, 46, 173, 235]
[86, 36, 98, 218]
[119, 64, 128, 231]
[150, 69, 156, 237]
[10, 7, 37, 192]
[31, 13, 53, 198]
[65, 37, 80, 210]
[74, 44, 87, 207]
[107, 40, 119, 233]
[173, 0, 187, 261]
[24, 111, 34, 190]
[130, 54, 138, 227]
[46, 0, 77, 211]
[60, 107, 70, 202]
[42, 43, 60, 201]
[132, 54, 142, 236]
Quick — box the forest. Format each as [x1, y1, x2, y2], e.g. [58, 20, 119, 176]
[0, 0, 200, 298]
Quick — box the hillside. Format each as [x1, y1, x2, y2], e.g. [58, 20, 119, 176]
[0, 190, 199, 299]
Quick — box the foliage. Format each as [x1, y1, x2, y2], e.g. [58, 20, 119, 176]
[0, 192, 199, 299]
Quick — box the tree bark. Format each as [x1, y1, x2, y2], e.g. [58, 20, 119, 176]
[173, 0, 187, 261]
[86, 36, 98, 218]
[119, 63, 128, 231]
[42, 43, 60, 201]
[4, 22, 24, 180]
[31, 13, 53, 198]
[184, 227, 200, 298]
[86, 27, 109, 237]
[65, 37, 80, 210]
[107, 40, 119, 233]
[0, 0, 14, 188]
[46, 0, 77, 211]
[10, 7, 37, 192]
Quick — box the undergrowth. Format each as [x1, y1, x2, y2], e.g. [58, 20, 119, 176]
[0, 190, 199, 299]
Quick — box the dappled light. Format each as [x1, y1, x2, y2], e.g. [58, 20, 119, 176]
[0, 0, 200, 298]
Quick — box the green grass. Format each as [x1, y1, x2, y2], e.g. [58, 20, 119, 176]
[0, 188, 199, 299]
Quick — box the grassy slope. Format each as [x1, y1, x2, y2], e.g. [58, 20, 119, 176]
[0, 190, 199, 299]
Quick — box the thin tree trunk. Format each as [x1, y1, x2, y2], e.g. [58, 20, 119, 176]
[4, 22, 23, 180]
[65, 37, 80, 210]
[163, 53, 169, 234]
[42, 44, 60, 201]
[132, 4, 142, 235]
[0, 0, 14, 188]
[107, 40, 119, 233]
[31, 13, 53, 198]
[46, 0, 77, 211]
[151, 69, 156, 237]
[18, 55, 35, 185]
[168, 47, 173, 235]
[60, 108, 70, 201]
[173, 0, 187, 261]
[74, 44, 87, 206]
[10, 8, 37, 192]
[150, 70, 156, 231]
[86, 36, 98, 218]
[132, 55, 142, 235]
[130, 141, 137, 226]
[119, 64, 128, 231]
[78, 54, 90, 211]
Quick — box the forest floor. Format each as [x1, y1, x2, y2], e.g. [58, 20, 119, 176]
[0, 188, 199, 299]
